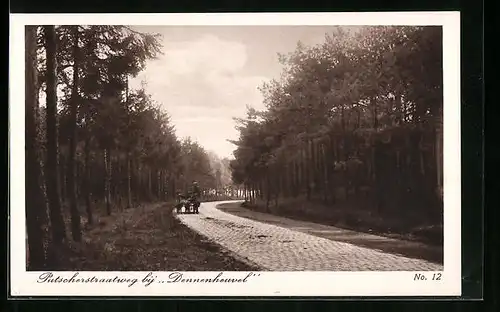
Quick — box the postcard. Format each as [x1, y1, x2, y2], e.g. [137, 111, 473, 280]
[9, 12, 461, 297]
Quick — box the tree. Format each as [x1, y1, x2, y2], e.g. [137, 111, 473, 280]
[25, 25, 47, 269]
[67, 25, 82, 241]
[53, 26, 162, 218]
[43, 25, 66, 244]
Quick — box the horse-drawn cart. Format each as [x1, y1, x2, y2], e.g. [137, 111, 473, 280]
[175, 197, 200, 214]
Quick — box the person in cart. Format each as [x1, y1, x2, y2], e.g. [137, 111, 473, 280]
[189, 181, 201, 213]
[191, 181, 201, 199]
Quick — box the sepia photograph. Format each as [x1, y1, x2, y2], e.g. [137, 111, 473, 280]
[10, 12, 461, 297]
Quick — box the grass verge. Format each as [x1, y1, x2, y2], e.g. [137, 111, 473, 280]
[242, 197, 443, 247]
[45, 202, 259, 271]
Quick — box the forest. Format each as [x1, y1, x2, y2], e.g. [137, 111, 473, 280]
[23, 25, 444, 271]
[229, 26, 444, 244]
[24, 25, 237, 270]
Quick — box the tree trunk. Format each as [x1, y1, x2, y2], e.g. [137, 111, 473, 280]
[113, 157, 121, 211]
[305, 142, 311, 201]
[321, 142, 329, 204]
[275, 166, 281, 208]
[59, 153, 66, 203]
[126, 152, 132, 207]
[170, 174, 176, 200]
[109, 150, 114, 209]
[436, 118, 443, 200]
[157, 169, 161, 199]
[311, 139, 318, 192]
[67, 26, 82, 242]
[162, 169, 168, 200]
[293, 159, 300, 197]
[357, 109, 361, 128]
[265, 172, 271, 211]
[340, 104, 345, 132]
[394, 93, 402, 125]
[371, 97, 379, 129]
[328, 134, 337, 204]
[104, 148, 112, 215]
[43, 25, 66, 244]
[402, 99, 407, 123]
[298, 149, 303, 194]
[148, 166, 152, 200]
[83, 137, 93, 225]
[137, 162, 142, 201]
[75, 160, 80, 200]
[25, 25, 47, 270]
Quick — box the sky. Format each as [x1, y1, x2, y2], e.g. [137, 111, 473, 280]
[129, 26, 343, 159]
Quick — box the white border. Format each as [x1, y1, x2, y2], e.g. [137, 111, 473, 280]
[9, 12, 461, 297]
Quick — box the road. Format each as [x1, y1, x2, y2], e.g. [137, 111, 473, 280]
[176, 201, 444, 271]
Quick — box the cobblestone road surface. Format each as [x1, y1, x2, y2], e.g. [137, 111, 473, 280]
[176, 201, 444, 271]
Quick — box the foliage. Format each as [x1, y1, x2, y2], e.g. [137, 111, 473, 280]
[230, 26, 443, 217]
[26, 25, 231, 268]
